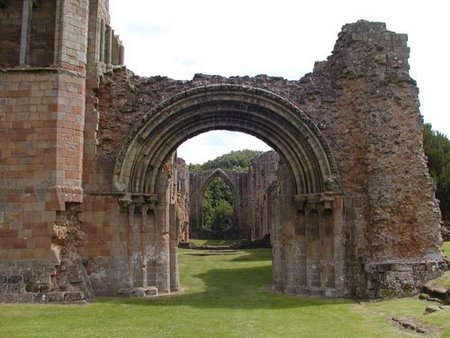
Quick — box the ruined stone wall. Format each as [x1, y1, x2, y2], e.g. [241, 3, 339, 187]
[28, 0, 57, 66]
[188, 152, 279, 241]
[0, 0, 121, 302]
[0, 11, 445, 301]
[89, 21, 443, 297]
[175, 158, 190, 242]
[0, 1, 22, 66]
[247, 151, 279, 240]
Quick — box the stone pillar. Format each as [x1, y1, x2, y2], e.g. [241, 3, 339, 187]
[127, 203, 137, 288]
[294, 208, 307, 291]
[268, 183, 283, 291]
[105, 25, 113, 70]
[155, 200, 171, 293]
[306, 207, 321, 290]
[19, 0, 33, 65]
[141, 204, 149, 288]
[169, 203, 179, 292]
[332, 195, 345, 294]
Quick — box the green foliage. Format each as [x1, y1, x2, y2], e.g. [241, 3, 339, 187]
[203, 177, 233, 231]
[204, 177, 233, 204]
[444, 241, 450, 257]
[208, 199, 233, 231]
[188, 163, 202, 173]
[194, 150, 263, 234]
[192, 149, 263, 173]
[423, 124, 450, 220]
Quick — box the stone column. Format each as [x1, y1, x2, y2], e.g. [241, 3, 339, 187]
[105, 25, 113, 71]
[19, 0, 33, 65]
[155, 192, 171, 294]
[127, 203, 137, 288]
[169, 203, 179, 292]
[332, 195, 345, 294]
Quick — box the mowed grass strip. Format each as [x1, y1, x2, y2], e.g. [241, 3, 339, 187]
[0, 245, 449, 337]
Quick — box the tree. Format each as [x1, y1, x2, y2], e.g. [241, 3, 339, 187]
[192, 149, 263, 172]
[202, 177, 234, 231]
[423, 124, 450, 221]
[195, 149, 265, 235]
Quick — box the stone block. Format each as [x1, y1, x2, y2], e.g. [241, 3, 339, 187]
[64, 291, 85, 302]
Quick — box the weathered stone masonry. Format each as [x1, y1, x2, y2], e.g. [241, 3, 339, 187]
[0, 1, 445, 302]
[189, 151, 279, 241]
[0, 0, 123, 302]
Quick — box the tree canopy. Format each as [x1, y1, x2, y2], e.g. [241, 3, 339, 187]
[423, 124, 450, 221]
[192, 149, 264, 235]
[189, 149, 263, 173]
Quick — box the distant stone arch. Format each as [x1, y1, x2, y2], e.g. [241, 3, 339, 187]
[189, 168, 248, 238]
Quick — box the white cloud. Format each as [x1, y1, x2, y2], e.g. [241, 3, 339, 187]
[176, 131, 272, 164]
[110, 0, 450, 160]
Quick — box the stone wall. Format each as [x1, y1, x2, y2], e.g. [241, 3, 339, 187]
[0, 1, 23, 66]
[0, 0, 122, 302]
[247, 151, 279, 240]
[188, 151, 280, 241]
[0, 7, 445, 302]
[89, 21, 443, 297]
[175, 158, 190, 242]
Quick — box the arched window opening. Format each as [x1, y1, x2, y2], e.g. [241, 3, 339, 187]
[202, 176, 234, 235]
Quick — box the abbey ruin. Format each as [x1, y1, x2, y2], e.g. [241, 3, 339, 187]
[0, 0, 446, 303]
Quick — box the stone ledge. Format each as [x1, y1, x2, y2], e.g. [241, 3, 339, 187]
[117, 287, 158, 298]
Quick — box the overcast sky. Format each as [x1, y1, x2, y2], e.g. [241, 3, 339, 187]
[109, 0, 450, 164]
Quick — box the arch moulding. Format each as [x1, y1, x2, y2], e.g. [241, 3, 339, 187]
[113, 84, 341, 203]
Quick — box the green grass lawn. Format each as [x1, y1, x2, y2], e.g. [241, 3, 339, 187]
[189, 238, 235, 246]
[444, 241, 450, 257]
[1, 245, 449, 337]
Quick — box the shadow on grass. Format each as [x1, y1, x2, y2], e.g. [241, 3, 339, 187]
[231, 249, 272, 262]
[97, 264, 352, 310]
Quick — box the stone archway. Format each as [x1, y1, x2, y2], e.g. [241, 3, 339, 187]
[113, 84, 344, 296]
[190, 168, 247, 238]
[113, 85, 339, 196]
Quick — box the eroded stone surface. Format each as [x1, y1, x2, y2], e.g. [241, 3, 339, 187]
[0, 0, 445, 302]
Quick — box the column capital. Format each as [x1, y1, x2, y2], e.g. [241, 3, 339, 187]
[293, 192, 342, 212]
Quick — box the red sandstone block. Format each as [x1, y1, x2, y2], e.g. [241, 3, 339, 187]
[24, 222, 50, 236]
[22, 194, 38, 203]
[32, 236, 51, 249]
[12, 121, 24, 128]
[66, 171, 81, 180]
[0, 238, 27, 249]
[10, 133, 27, 142]
[0, 229, 18, 238]
[100, 249, 111, 256]
[24, 186, 35, 194]
[45, 201, 63, 211]
[82, 226, 98, 236]
[20, 249, 34, 259]
[6, 194, 20, 203]
[8, 90, 30, 98]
